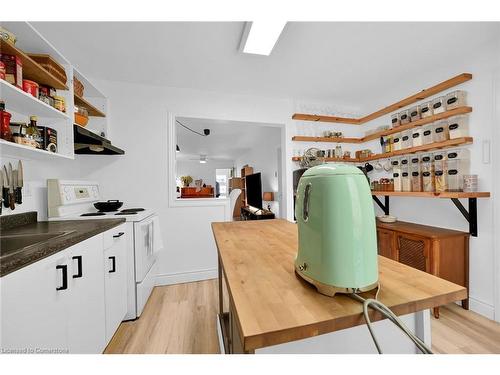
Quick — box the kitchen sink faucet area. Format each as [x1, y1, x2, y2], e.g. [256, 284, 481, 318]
[1, 2, 500, 375]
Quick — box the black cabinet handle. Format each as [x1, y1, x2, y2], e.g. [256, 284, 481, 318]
[72, 255, 83, 278]
[56, 265, 68, 291]
[109, 256, 116, 273]
[113, 232, 125, 238]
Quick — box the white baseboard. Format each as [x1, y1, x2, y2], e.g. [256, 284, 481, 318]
[469, 297, 495, 320]
[155, 268, 217, 286]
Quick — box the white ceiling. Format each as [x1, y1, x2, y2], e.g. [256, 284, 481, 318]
[175, 117, 280, 161]
[32, 22, 500, 104]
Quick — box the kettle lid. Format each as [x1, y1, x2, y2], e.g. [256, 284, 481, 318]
[302, 164, 364, 177]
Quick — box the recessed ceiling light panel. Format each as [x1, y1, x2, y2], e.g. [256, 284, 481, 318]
[240, 21, 287, 56]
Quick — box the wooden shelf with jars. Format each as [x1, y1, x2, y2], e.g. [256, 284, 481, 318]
[371, 191, 490, 199]
[292, 137, 474, 163]
[291, 106, 472, 144]
[292, 73, 472, 125]
[74, 94, 106, 117]
[0, 39, 68, 90]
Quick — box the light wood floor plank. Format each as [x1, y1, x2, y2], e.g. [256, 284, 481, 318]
[105, 279, 500, 354]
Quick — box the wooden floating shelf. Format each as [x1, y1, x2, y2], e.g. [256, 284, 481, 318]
[372, 191, 490, 199]
[292, 107, 472, 144]
[291, 136, 363, 143]
[363, 137, 473, 161]
[292, 137, 473, 163]
[74, 94, 106, 117]
[0, 40, 68, 90]
[292, 73, 472, 125]
[363, 106, 472, 142]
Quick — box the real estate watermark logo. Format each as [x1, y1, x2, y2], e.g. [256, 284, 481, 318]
[1, 347, 69, 354]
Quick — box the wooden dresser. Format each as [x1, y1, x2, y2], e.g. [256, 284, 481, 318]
[376, 220, 469, 318]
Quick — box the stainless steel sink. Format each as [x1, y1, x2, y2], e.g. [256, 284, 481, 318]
[0, 232, 74, 258]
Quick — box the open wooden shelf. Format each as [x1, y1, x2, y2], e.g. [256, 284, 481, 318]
[74, 94, 106, 117]
[292, 73, 472, 124]
[291, 136, 363, 143]
[292, 137, 473, 163]
[0, 40, 68, 90]
[292, 156, 360, 162]
[372, 191, 490, 199]
[363, 106, 472, 142]
[363, 137, 473, 161]
[292, 107, 472, 144]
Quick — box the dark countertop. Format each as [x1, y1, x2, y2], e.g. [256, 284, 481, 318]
[1, 214, 125, 277]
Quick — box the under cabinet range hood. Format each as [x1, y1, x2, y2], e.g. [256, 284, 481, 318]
[73, 125, 125, 155]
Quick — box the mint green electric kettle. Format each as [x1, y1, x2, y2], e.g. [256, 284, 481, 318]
[295, 164, 379, 296]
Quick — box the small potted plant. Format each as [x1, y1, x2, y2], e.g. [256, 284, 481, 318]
[181, 175, 193, 187]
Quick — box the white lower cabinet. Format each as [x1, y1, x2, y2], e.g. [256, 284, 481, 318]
[0, 251, 70, 353]
[0, 224, 128, 353]
[103, 225, 128, 343]
[67, 235, 106, 353]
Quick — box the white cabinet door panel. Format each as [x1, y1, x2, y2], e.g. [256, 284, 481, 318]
[0, 252, 70, 353]
[67, 235, 106, 353]
[104, 224, 128, 343]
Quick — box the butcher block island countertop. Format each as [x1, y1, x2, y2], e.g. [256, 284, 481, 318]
[211, 219, 467, 353]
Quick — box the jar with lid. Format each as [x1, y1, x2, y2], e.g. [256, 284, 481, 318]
[39, 86, 54, 107]
[0, 100, 13, 141]
[420, 101, 433, 118]
[422, 124, 434, 145]
[400, 157, 411, 192]
[386, 135, 393, 153]
[446, 149, 470, 191]
[25, 115, 43, 149]
[445, 90, 467, 110]
[392, 132, 402, 151]
[433, 151, 447, 192]
[421, 154, 434, 192]
[410, 155, 422, 192]
[54, 95, 66, 112]
[431, 96, 445, 114]
[411, 127, 423, 147]
[391, 113, 400, 128]
[433, 120, 449, 143]
[399, 109, 410, 125]
[409, 105, 421, 122]
[447, 115, 469, 139]
[334, 145, 342, 158]
[392, 159, 402, 192]
[401, 130, 412, 149]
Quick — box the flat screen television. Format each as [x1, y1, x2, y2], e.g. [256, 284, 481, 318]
[245, 172, 262, 209]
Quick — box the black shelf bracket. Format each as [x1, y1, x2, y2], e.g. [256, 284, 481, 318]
[371, 195, 479, 237]
[372, 195, 390, 216]
[451, 198, 478, 237]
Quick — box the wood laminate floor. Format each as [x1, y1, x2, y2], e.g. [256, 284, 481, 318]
[105, 280, 500, 354]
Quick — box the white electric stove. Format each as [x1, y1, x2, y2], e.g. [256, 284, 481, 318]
[47, 179, 161, 320]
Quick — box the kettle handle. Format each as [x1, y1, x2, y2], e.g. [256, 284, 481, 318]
[303, 183, 312, 222]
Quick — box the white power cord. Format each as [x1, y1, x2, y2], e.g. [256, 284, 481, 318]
[349, 292, 433, 354]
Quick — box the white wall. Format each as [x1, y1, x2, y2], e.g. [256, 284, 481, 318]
[176, 159, 235, 189]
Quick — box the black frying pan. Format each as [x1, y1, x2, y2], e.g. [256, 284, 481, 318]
[94, 200, 123, 212]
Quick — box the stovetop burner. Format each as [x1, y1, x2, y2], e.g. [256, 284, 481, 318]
[81, 212, 106, 217]
[115, 212, 137, 215]
[120, 208, 145, 213]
